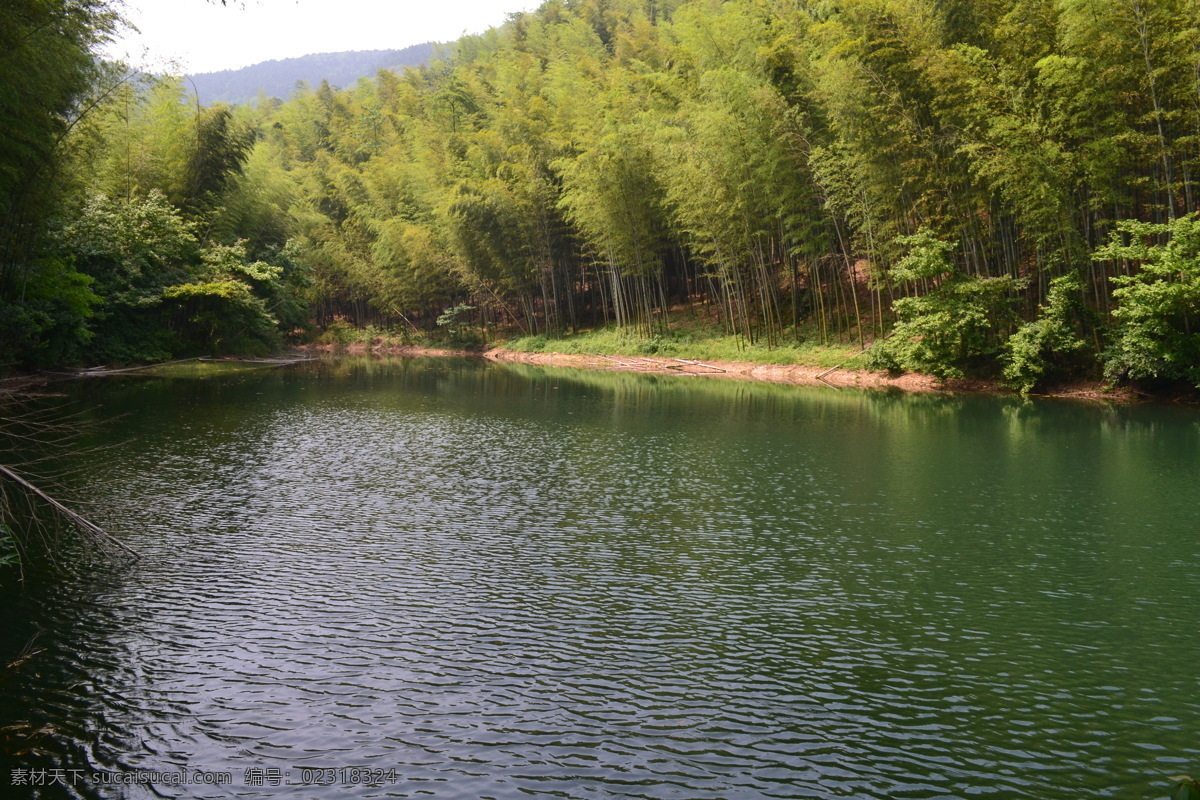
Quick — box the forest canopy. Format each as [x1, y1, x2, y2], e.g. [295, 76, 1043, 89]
[3, 0, 1200, 391]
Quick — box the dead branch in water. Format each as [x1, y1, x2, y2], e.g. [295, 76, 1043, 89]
[199, 355, 316, 366]
[0, 464, 140, 561]
[73, 356, 208, 376]
[6, 632, 44, 670]
[0, 388, 141, 574]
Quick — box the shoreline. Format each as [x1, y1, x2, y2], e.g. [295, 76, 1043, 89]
[1, 343, 1151, 404]
[485, 349, 1141, 402]
[302, 341, 1140, 403]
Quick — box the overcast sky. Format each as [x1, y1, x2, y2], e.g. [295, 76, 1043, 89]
[107, 0, 538, 74]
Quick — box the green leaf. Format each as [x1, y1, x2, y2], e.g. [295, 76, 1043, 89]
[1171, 776, 1200, 800]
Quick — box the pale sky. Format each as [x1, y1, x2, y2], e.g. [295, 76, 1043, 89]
[107, 0, 539, 74]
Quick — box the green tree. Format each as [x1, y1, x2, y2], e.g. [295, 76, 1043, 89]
[1097, 214, 1200, 386]
[869, 228, 1021, 378]
[58, 192, 284, 361]
[1003, 272, 1090, 393]
[0, 0, 119, 369]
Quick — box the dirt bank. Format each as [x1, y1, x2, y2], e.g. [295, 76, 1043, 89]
[499, 349, 1149, 401]
[481, 347, 947, 392]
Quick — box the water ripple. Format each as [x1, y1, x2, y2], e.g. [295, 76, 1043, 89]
[1, 360, 1198, 799]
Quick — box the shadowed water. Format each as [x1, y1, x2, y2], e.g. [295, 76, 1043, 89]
[1, 358, 1198, 799]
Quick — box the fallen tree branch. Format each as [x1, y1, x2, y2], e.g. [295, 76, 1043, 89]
[77, 356, 208, 376]
[0, 464, 140, 560]
[596, 353, 638, 368]
[669, 357, 726, 373]
[816, 363, 842, 380]
[199, 356, 315, 366]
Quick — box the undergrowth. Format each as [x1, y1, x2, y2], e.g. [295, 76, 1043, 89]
[503, 320, 867, 370]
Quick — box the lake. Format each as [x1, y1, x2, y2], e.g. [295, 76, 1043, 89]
[1, 357, 1198, 799]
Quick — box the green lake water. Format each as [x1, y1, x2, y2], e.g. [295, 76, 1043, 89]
[1, 357, 1198, 799]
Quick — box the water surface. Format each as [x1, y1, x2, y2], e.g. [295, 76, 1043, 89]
[1, 358, 1198, 799]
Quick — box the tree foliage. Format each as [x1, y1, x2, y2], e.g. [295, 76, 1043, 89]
[1097, 215, 1200, 387]
[1003, 273, 1089, 393]
[0, 0, 118, 367]
[5, 0, 1200, 390]
[868, 229, 1021, 378]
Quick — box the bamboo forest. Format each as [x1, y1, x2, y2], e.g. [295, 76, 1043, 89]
[5, 0, 1200, 391]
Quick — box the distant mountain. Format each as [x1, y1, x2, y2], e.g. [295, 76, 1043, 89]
[188, 42, 439, 106]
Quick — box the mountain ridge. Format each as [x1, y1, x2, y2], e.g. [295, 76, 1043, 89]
[188, 42, 439, 106]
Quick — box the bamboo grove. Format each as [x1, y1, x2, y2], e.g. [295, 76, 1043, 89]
[4, 0, 1200, 390]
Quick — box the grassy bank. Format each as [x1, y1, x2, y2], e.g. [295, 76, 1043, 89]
[501, 322, 867, 371]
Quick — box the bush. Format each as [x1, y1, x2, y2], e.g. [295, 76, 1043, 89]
[320, 319, 355, 345]
[54, 194, 291, 362]
[1002, 273, 1089, 393]
[436, 304, 484, 348]
[0, 260, 97, 368]
[161, 279, 279, 355]
[869, 229, 1021, 379]
[1096, 215, 1200, 387]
